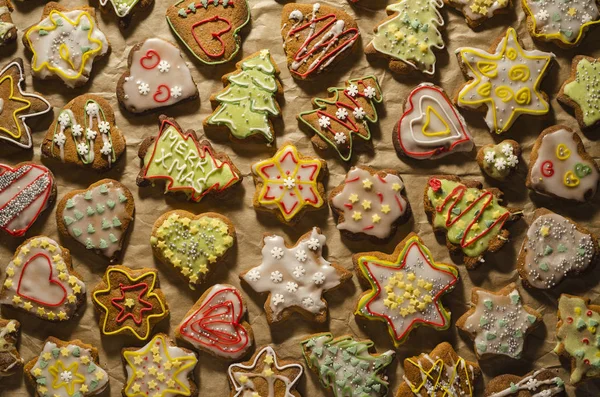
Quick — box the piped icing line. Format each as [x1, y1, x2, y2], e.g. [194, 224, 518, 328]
[178, 284, 252, 360]
[99, 0, 141, 18]
[523, 0, 600, 46]
[301, 332, 395, 397]
[282, 3, 360, 78]
[456, 27, 555, 134]
[487, 369, 565, 397]
[298, 76, 382, 162]
[396, 83, 473, 159]
[227, 346, 303, 397]
[355, 234, 459, 347]
[123, 333, 198, 397]
[0, 60, 52, 149]
[0, 163, 54, 237]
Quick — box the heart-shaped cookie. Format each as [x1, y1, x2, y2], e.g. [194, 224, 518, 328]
[177, 284, 253, 360]
[395, 84, 474, 160]
[0, 162, 56, 237]
[151, 210, 235, 288]
[57, 179, 135, 263]
[0, 236, 86, 321]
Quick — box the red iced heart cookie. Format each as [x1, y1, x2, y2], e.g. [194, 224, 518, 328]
[17, 253, 67, 307]
[140, 49, 161, 69]
[153, 84, 171, 103]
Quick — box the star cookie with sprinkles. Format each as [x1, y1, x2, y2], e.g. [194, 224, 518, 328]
[354, 233, 459, 347]
[523, 0, 600, 47]
[455, 27, 555, 134]
[457, 283, 542, 359]
[151, 210, 235, 289]
[559, 56, 600, 130]
[92, 265, 169, 341]
[0, 236, 85, 321]
[228, 346, 303, 397]
[0, 59, 52, 149]
[445, 0, 512, 28]
[0, 318, 23, 376]
[240, 227, 352, 324]
[24, 337, 109, 397]
[122, 333, 198, 397]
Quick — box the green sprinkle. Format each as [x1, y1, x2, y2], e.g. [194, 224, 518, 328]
[87, 224, 95, 234]
[66, 199, 75, 209]
[86, 206, 95, 216]
[72, 228, 82, 237]
[106, 200, 116, 209]
[85, 191, 93, 200]
[64, 216, 75, 226]
[99, 239, 108, 249]
[113, 217, 122, 227]
[99, 184, 109, 194]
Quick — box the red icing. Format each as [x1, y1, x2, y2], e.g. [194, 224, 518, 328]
[17, 253, 67, 307]
[140, 50, 161, 69]
[588, 310, 593, 317]
[111, 282, 154, 325]
[192, 15, 231, 59]
[567, 317, 574, 324]
[429, 178, 442, 192]
[541, 160, 554, 177]
[317, 80, 369, 141]
[153, 84, 171, 103]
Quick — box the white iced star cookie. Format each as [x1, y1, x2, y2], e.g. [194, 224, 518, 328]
[240, 227, 352, 324]
[445, 0, 512, 28]
[455, 27, 555, 134]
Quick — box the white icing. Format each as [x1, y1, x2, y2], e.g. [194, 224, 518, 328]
[488, 369, 564, 397]
[0, 320, 22, 377]
[525, 0, 599, 43]
[453, 0, 510, 21]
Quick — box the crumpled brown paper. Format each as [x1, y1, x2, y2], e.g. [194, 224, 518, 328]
[1, 0, 599, 396]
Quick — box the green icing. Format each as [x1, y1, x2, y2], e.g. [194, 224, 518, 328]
[151, 213, 234, 285]
[207, 50, 280, 143]
[370, 0, 444, 74]
[426, 179, 511, 258]
[564, 58, 600, 127]
[481, 141, 519, 180]
[143, 124, 240, 202]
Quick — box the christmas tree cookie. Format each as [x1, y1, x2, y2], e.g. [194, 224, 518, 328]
[205, 50, 283, 144]
[455, 28, 555, 134]
[151, 210, 235, 288]
[138, 116, 242, 202]
[0, 318, 23, 377]
[456, 283, 542, 359]
[354, 233, 459, 347]
[298, 76, 382, 162]
[424, 176, 522, 268]
[365, 0, 445, 75]
[301, 333, 395, 397]
[559, 56, 600, 130]
[555, 294, 600, 384]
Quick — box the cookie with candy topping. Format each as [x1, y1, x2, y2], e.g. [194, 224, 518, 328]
[476, 140, 521, 181]
[558, 55, 600, 131]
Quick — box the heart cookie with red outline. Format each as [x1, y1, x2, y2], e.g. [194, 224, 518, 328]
[177, 283, 253, 360]
[0, 236, 86, 321]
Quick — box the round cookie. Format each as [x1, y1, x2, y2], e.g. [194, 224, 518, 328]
[476, 139, 520, 180]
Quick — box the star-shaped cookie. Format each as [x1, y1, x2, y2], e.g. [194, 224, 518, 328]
[455, 27, 554, 134]
[92, 265, 168, 341]
[240, 227, 351, 324]
[228, 346, 303, 397]
[122, 333, 198, 397]
[559, 56, 600, 130]
[354, 233, 459, 347]
[0, 58, 51, 149]
[457, 283, 542, 359]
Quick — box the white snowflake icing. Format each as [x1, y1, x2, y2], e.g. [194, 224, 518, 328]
[271, 247, 284, 259]
[100, 142, 112, 156]
[501, 144, 514, 157]
[138, 82, 150, 95]
[77, 143, 89, 156]
[71, 124, 83, 137]
[98, 121, 110, 134]
[582, 13, 593, 23]
[86, 103, 99, 116]
[58, 112, 71, 127]
[286, 282, 298, 293]
[293, 266, 306, 279]
[484, 150, 496, 163]
[171, 86, 182, 98]
[537, 10, 549, 21]
[270, 271, 283, 283]
[364, 86, 376, 99]
[302, 297, 314, 308]
[295, 250, 307, 262]
[336, 107, 348, 120]
[53, 132, 66, 146]
[307, 238, 320, 250]
[346, 84, 359, 97]
[247, 269, 261, 282]
[353, 107, 366, 120]
[334, 132, 346, 145]
[272, 294, 285, 306]
[507, 154, 519, 167]
[60, 370, 73, 382]
[318, 115, 331, 128]
[158, 60, 171, 73]
[283, 177, 296, 189]
[495, 158, 507, 171]
[313, 272, 325, 285]
[86, 128, 97, 140]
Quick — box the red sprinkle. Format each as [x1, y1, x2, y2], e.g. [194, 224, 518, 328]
[588, 310, 593, 317]
[585, 359, 591, 365]
[583, 338, 590, 345]
[567, 317, 573, 324]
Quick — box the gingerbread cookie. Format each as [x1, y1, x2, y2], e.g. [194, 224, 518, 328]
[485, 369, 565, 396]
[281, 3, 360, 80]
[177, 284, 253, 360]
[205, 50, 283, 144]
[0, 162, 56, 238]
[92, 265, 169, 341]
[98, 0, 153, 28]
[138, 116, 242, 202]
[445, 0, 512, 28]
[457, 283, 542, 359]
[251, 144, 327, 224]
[523, 0, 600, 47]
[23, 3, 109, 88]
[122, 333, 198, 397]
[228, 346, 303, 397]
[57, 179, 135, 263]
[0, 0, 16, 47]
[298, 76, 382, 162]
[559, 56, 600, 130]
[0, 236, 85, 322]
[394, 83, 474, 160]
[354, 233, 459, 347]
[477, 140, 520, 180]
[396, 342, 481, 396]
[329, 166, 411, 241]
[117, 38, 198, 114]
[526, 125, 599, 202]
[0, 318, 23, 377]
[0, 59, 52, 149]
[166, 0, 250, 65]
[301, 333, 395, 397]
[424, 176, 522, 268]
[555, 294, 600, 384]
[240, 227, 352, 324]
[151, 210, 235, 288]
[518, 208, 598, 289]
[365, 0, 445, 75]
[41, 95, 126, 171]
[25, 337, 109, 397]
[455, 27, 555, 134]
